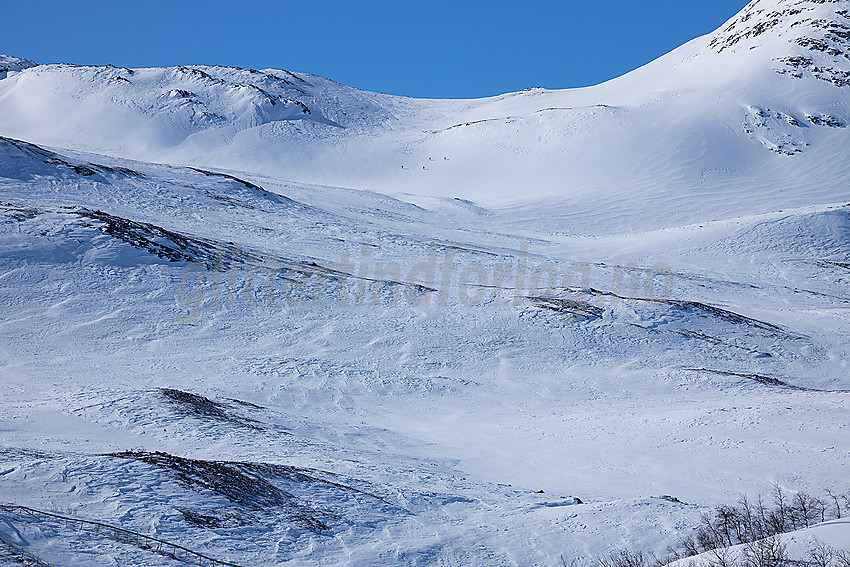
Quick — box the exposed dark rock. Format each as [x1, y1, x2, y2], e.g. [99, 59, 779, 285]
[806, 113, 846, 127]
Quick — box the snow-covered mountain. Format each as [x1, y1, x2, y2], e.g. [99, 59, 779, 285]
[0, 0, 849, 565]
[1, 0, 849, 220]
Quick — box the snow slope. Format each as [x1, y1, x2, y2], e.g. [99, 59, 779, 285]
[670, 519, 850, 567]
[1, 0, 849, 220]
[0, 0, 849, 565]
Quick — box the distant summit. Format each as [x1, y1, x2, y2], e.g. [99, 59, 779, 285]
[709, 0, 850, 86]
[0, 55, 37, 78]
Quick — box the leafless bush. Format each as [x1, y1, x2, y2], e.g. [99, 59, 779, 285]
[597, 550, 657, 567]
[688, 484, 846, 558]
[741, 535, 788, 567]
[789, 492, 826, 529]
[680, 538, 701, 558]
[842, 491, 850, 517]
[706, 543, 738, 567]
[809, 542, 836, 567]
[767, 484, 789, 535]
[825, 490, 842, 520]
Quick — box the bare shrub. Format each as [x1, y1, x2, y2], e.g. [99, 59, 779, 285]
[789, 492, 826, 529]
[767, 484, 789, 534]
[706, 543, 738, 567]
[597, 550, 656, 567]
[825, 489, 842, 520]
[741, 535, 788, 567]
[809, 542, 836, 567]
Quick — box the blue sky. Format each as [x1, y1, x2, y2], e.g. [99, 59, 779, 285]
[0, 1, 749, 98]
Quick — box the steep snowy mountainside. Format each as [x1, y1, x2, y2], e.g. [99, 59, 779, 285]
[396, 0, 850, 215]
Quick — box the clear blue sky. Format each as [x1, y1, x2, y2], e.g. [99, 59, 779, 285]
[0, 0, 749, 99]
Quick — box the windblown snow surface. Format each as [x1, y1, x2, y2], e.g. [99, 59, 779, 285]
[0, 0, 849, 565]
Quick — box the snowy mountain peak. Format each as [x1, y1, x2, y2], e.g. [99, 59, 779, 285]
[709, 0, 850, 85]
[0, 54, 37, 77]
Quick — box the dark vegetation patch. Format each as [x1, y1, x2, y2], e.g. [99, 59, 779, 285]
[178, 508, 227, 528]
[665, 300, 789, 337]
[225, 398, 265, 409]
[187, 166, 299, 207]
[684, 368, 807, 390]
[109, 451, 399, 534]
[69, 208, 331, 277]
[157, 388, 263, 430]
[672, 330, 772, 356]
[58, 208, 436, 306]
[0, 447, 52, 460]
[177, 507, 255, 529]
[0, 136, 98, 176]
[1, 136, 143, 179]
[817, 260, 850, 269]
[111, 451, 335, 532]
[659, 495, 685, 504]
[75, 208, 241, 266]
[684, 368, 850, 392]
[196, 190, 257, 209]
[187, 167, 266, 192]
[0, 203, 42, 223]
[529, 296, 605, 320]
[91, 163, 144, 177]
[534, 286, 798, 341]
[441, 242, 500, 257]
